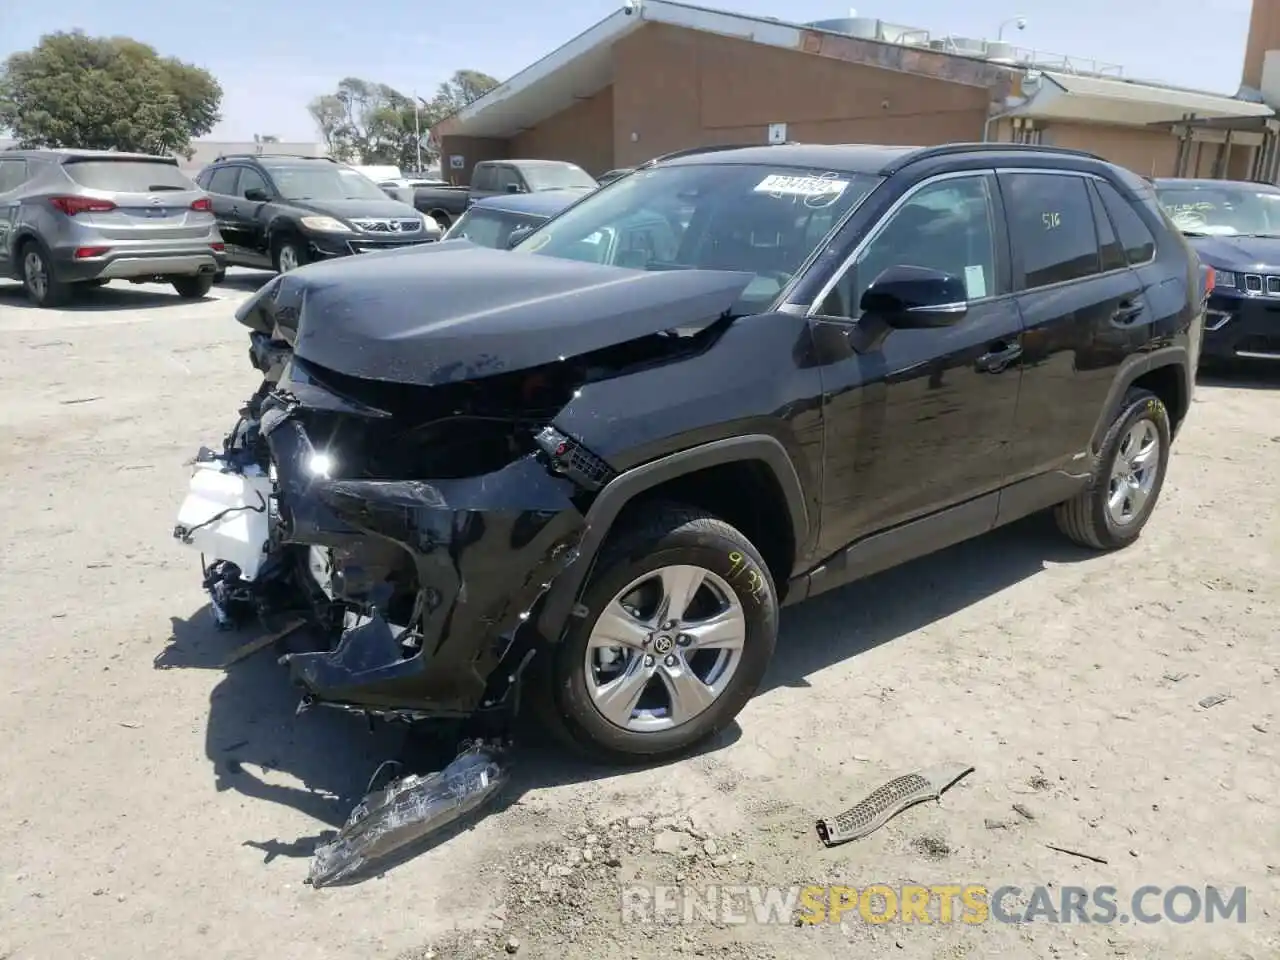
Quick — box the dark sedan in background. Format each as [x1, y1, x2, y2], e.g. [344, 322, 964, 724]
[1153, 177, 1280, 363]
[442, 187, 592, 248]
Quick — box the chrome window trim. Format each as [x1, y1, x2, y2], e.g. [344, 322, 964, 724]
[805, 168, 1001, 319]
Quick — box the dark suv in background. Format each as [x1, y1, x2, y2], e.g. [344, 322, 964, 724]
[0, 148, 224, 307]
[194, 154, 441, 276]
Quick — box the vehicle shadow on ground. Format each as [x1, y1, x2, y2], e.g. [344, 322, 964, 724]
[761, 511, 1093, 694]
[0, 280, 190, 312]
[213, 272, 275, 293]
[1196, 365, 1280, 391]
[154, 612, 743, 879]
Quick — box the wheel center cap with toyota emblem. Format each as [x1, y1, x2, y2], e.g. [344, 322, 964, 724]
[652, 634, 675, 654]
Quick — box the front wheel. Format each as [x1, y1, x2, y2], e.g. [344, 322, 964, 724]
[172, 275, 214, 300]
[272, 235, 308, 273]
[540, 503, 779, 764]
[1054, 387, 1172, 549]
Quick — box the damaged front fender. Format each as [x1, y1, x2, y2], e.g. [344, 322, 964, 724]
[264, 412, 586, 717]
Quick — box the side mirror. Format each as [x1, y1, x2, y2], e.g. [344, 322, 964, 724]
[506, 183, 522, 194]
[244, 187, 270, 203]
[858, 265, 968, 328]
[506, 225, 534, 249]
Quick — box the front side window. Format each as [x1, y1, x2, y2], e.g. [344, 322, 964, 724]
[239, 167, 270, 199]
[1152, 183, 1280, 238]
[817, 174, 999, 318]
[512, 162, 882, 312]
[1001, 173, 1101, 290]
[265, 164, 388, 201]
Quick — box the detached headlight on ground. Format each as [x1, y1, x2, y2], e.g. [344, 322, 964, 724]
[307, 451, 335, 477]
[299, 215, 350, 233]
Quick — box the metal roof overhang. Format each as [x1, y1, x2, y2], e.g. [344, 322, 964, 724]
[434, 2, 815, 139]
[1013, 72, 1276, 126]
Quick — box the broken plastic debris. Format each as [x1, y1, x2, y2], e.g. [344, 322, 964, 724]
[308, 740, 509, 888]
[814, 763, 974, 848]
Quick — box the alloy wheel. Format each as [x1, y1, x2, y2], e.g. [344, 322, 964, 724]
[23, 251, 48, 301]
[584, 564, 746, 733]
[1107, 418, 1160, 526]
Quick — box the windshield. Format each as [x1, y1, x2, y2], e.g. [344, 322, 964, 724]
[523, 163, 598, 191]
[1154, 184, 1280, 237]
[511, 162, 882, 309]
[267, 165, 390, 201]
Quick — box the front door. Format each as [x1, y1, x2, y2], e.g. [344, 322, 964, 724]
[810, 170, 1024, 559]
[232, 166, 274, 258]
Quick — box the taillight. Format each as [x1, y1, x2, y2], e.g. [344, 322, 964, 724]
[211, 242, 225, 252]
[49, 196, 117, 215]
[191, 197, 212, 212]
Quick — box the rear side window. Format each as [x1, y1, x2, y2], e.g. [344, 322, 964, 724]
[1087, 182, 1126, 272]
[1095, 179, 1156, 264]
[1001, 172, 1100, 289]
[472, 164, 496, 191]
[0, 158, 29, 193]
[207, 167, 240, 195]
[63, 159, 195, 192]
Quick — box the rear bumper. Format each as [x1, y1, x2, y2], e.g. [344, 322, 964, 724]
[54, 248, 224, 282]
[1202, 294, 1280, 360]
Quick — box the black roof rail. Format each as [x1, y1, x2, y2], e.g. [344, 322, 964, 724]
[213, 152, 336, 163]
[885, 141, 1106, 174]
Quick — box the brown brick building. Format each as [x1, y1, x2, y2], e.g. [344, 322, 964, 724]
[433, 0, 1280, 185]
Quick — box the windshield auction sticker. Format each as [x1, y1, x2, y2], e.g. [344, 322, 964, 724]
[754, 174, 849, 201]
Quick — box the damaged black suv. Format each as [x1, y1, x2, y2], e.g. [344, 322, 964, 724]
[175, 142, 1204, 764]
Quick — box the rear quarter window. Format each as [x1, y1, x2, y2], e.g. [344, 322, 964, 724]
[63, 160, 196, 192]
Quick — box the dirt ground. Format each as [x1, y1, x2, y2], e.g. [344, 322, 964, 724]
[0, 272, 1275, 960]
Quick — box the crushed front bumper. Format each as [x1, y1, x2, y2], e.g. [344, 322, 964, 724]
[257, 403, 585, 717]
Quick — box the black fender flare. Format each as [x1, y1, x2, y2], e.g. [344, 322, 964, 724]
[537, 434, 809, 643]
[1089, 346, 1192, 453]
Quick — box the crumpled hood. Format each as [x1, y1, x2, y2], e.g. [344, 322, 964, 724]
[234, 240, 754, 386]
[1186, 234, 1280, 273]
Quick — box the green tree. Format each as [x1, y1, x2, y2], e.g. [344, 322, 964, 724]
[0, 31, 222, 157]
[308, 70, 499, 169]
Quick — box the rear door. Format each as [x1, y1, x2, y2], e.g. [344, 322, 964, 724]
[997, 169, 1146, 489]
[203, 165, 242, 247]
[58, 157, 212, 246]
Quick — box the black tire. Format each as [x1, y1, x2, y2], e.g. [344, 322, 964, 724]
[272, 234, 309, 273]
[85, 278, 110, 288]
[537, 502, 779, 764]
[172, 275, 214, 300]
[213, 269, 227, 283]
[429, 210, 452, 230]
[18, 240, 71, 308]
[1054, 388, 1172, 550]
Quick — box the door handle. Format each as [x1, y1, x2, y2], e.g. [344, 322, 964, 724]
[1112, 298, 1145, 324]
[975, 340, 1023, 373]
